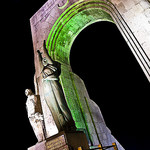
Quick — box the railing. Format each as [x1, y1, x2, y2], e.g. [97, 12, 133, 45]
[78, 142, 118, 150]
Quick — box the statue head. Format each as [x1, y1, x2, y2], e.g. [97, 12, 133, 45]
[25, 89, 33, 97]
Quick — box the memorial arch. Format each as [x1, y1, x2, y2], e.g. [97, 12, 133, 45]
[42, 0, 149, 135]
[46, 0, 114, 64]
[45, 0, 150, 81]
[29, 0, 150, 149]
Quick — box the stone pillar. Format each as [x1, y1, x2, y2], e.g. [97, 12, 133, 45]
[110, 0, 150, 81]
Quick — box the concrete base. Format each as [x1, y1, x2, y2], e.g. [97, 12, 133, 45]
[28, 131, 89, 150]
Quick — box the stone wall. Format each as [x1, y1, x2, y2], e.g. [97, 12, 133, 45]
[110, 0, 150, 81]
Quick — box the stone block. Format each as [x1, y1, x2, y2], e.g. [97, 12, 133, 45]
[84, 113, 92, 123]
[117, 2, 127, 13]
[95, 122, 105, 134]
[102, 133, 107, 140]
[110, 0, 121, 5]
[128, 14, 148, 32]
[142, 42, 150, 56]
[28, 131, 89, 150]
[144, 8, 150, 18]
[123, 0, 135, 10]
[90, 133, 99, 145]
[123, 9, 135, 21]
[87, 122, 96, 134]
[132, 3, 144, 14]
[135, 28, 148, 44]
[101, 139, 109, 147]
[133, 0, 141, 5]
[140, 0, 150, 10]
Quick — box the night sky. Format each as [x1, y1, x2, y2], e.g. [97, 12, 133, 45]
[5, 0, 150, 149]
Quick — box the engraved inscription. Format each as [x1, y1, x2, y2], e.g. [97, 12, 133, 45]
[46, 135, 66, 150]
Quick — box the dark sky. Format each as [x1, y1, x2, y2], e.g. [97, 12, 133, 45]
[5, 0, 150, 150]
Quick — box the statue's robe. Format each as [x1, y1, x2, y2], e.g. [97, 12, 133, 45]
[42, 63, 74, 131]
[37, 43, 76, 132]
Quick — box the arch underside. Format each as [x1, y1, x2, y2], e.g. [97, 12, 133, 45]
[45, 0, 125, 147]
[46, 0, 150, 81]
[45, 1, 119, 145]
[46, 0, 114, 65]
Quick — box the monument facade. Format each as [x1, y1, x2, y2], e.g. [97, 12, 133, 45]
[26, 0, 150, 149]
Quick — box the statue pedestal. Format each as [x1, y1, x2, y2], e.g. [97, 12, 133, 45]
[28, 131, 89, 150]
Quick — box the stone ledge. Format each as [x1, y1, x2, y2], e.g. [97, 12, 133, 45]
[28, 131, 89, 150]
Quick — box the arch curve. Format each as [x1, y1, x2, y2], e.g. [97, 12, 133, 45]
[46, 0, 114, 65]
[29, 0, 150, 147]
[44, 1, 116, 139]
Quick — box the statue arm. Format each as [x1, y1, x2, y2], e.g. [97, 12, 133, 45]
[43, 40, 54, 64]
[37, 50, 44, 73]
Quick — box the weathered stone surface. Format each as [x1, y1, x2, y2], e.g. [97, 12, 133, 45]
[28, 141, 46, 150]
[28, 131, 89, 150]
[28, 0, 150, 149]
[110, 0, 150, 81]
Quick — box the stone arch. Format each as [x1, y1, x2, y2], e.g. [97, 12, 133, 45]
[30, 0, 149, 148]
[44, 1, 123, 146]
[46, 0, 150, 80]
[46, 0, 114, 64]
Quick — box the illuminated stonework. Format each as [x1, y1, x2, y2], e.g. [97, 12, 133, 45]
[28, 0, 150, 149]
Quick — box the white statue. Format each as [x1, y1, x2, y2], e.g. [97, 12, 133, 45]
[25, 89, 45, 142]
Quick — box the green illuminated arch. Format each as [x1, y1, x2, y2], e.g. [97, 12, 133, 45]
[46, 0, 114, 65]
[45, 0, 115, 136]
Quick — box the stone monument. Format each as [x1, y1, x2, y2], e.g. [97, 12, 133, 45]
[36, 41, 76, 132]
[26, 0, 150, 149]
[26, 42, 88, 150]
[25, 89, 45, 142]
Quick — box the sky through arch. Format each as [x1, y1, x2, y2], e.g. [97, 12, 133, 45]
[70, 21, 150, 150]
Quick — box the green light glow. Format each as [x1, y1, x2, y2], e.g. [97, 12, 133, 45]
[46, 0, 114, 64]
[46, 0, 114, 134]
